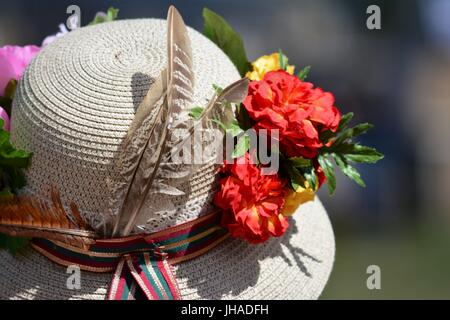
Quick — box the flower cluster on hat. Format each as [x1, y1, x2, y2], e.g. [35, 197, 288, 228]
[214, 153, 288, 244]
[243, 70, 341, 159]
[201, 9, 384, 243]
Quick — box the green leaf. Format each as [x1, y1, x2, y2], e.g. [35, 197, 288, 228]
[0, 96, 12, 116]
[0, 118, 32, 254]
[318, 114, 383, 192]
[235, 104, 252, 130]
[284, 154, 319, 191]
[7, 167, 27, 190]
[203, 8, 251, 77]
[0, 233, 29, 255]
[0, 79, 16, 116]
[297, 66, 311, 81]
[319, 129, 336, 144]
[344, 145, 384, 164]
[333, 153, 366, 187]
[337, 112, 354, 132]
[318, 154, 336, 195]
[0, 119, 32, 193]
[286, 166, 304, 190]
[211, 118, 243, 136]
[189, 106, 204, 120]
[332, 143, 384, 164]
[107, 7, 119, 21]
[226, 119, 244, 137]
[89, 7, 119, 25]
[290, 178, 301, 191]
[335, 123, 374, 145]
[0, 128, 32, 168]
[321, 115, 383, 163]
[278, 49, 287, 71]
[347, 122, 374, 137]
[303, 166, 318, 191]
[212, 84, 223, 94]
[210, 118, 227, 132]
[0, 150, 31, 168]
[0, 187, 14, 201]
[4, 79, 17, 100]
[288, 156, 312, 168]
[320, 112, 355, 144]
[232, 133, 250, 158]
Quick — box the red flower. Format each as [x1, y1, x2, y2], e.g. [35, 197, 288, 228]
[214, 154, 288, 244]
[243, 70, 341, 159]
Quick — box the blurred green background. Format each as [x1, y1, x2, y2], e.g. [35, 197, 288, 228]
[323, 221, 450, 299]
[1, 0, 449, 299]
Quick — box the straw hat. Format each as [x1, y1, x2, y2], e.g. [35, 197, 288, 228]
[0, 15, 335, 300]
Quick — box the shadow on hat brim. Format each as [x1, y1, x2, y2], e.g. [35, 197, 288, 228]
[0, 197, 334, 300]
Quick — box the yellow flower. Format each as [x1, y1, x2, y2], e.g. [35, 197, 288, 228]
[281, 183, 315, 216]
[246, 53, 295, 81]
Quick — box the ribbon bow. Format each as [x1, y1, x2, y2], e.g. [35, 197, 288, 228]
[31, 212, 228, 300]
[108, 250, 179, 300]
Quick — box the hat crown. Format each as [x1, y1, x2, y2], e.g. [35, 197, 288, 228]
[10, 18, 240, 233]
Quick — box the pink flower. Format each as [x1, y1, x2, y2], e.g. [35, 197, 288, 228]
[0, 45, 40, 96]
[0, 107, 10, 131]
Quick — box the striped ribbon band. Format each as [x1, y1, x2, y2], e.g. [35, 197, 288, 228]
[31, 211, 229, 300]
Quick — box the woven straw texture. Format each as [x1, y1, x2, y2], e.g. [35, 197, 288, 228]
[2, 18, 335, 299]
[10, 19, 238, 233]
[0, 197, 334, 300]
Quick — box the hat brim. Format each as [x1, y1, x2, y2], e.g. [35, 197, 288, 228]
[0, 197, 334, 300]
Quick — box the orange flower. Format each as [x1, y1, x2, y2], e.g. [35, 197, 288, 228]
[214, 154, 288, 243]
[243, 70, 341, 159]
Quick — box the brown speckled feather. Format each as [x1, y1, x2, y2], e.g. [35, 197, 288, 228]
[110, 6, 194, 237]
[168, 77, 250, 166]
[0, 188, 96, 249]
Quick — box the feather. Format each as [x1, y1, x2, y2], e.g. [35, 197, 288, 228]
[164, 77, 250, 169]
[106, 70, 168, 237]
[110, 6, 194, 237]
[166, 5, 195, 133]
[0, 188, 96, 249]
[131, 79, 249, 232]
[195, 77, 249, 132]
